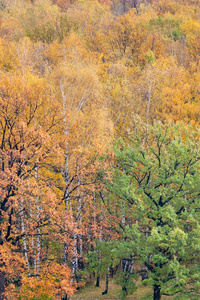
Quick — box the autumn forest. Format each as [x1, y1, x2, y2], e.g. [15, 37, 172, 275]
[1, 0, 200, 299]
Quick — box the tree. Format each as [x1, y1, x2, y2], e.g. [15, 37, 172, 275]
[0, 71, 67, 298]
[101, 123, 200, 299]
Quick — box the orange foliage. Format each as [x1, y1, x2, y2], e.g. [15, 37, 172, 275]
[20, 262, 76, 300]
[1, 0, 200, 297]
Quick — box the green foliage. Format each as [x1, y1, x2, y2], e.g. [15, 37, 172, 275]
[116, 272, 137, 299]
[87, 250, 100, 274]
[102, 123, 200, 298]
[87, 241, 114, 275]
[145, 50, 155, 64]
[148, 16, 183, 41]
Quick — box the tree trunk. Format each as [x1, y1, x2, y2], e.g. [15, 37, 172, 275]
[141, 264, 148, 281]
[19, 199, 31, 277]
[60, 82, 70, 265]
[95, 275, 100, 287]
[72, 231, 78, 283]
[122, 286, 128, 295]
[63, 148, 70, 265]
[102, 266, 109, 295]
[77, 178, 83, 269]
[153, 284, 161, 300]
[29, 197, 36, 275]
[95, 207, 103, 287]
[63, 170, 69, 264]
[35, 167, 41, 278]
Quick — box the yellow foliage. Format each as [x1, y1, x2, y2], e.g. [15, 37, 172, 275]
[20, 262, 76, 299]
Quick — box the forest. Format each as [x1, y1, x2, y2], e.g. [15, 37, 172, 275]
[0, 0, 200, 299]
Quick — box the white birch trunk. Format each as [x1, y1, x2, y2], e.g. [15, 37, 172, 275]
[69, 199, 78, 282]
[63, 158, 69, 264]
[36, 196, 40, 277]
[72, 232, 78, 282]
[129, 258, 134, 274]
[78, 178, 83, 258]
[29, 197, 37, 275]
[35, 166, 40, 277]
[19, 199, 31, 277]
[60, 82, 70, 264]
[59, 78, 87, 270]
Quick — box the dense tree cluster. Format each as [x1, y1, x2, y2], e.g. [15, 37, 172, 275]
[0, 0, 200, 299]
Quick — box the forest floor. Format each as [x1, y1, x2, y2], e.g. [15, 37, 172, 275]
[71, 278, 199, 299]
[71, 279, 177, 300]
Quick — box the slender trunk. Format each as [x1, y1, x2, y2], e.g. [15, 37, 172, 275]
[32, 236, 37, 275]
[78, 178, 83, 259]
[141, 264, 148, 280]
[35, 167, 40, 277]
[122, 259, 127, 272]
[63, 176, 69, 300]
[102, 266, 109, 295]
[79, 232, 83, 259]
[29, 198, 36, 275]
[19, 199, 31, 277]
[122, 264, 129, 295]
[77, 180, 83, 272]
[36, 197, 40, 277]
[96, 275, 100, 287]
[96, 207, 103, 287]
[61, 82, 70, 265]
[63, 166, 69, 264]
[72, 232, 78, 282]
[40, 204, 44, 252]
[64, 169, 69, 264]
[121, 200, 130, 281]
[110, 267, 114, 278]
[154, 284, 161, 300]
[69, 198, 78, 282]
[129, 256, 134, 274]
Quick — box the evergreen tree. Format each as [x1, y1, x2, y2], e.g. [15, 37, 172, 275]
[101, 123, 200, 300]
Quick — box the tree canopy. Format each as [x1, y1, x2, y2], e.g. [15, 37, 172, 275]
[100, 124, 200, 299]
[1, 0, 200, 299]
